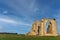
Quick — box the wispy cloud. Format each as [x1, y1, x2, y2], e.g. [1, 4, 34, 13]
[0, 26, 3, 30]
[0, 18, 17, 24]
[2, 11, 8, 14]
[2, 0, 38, 15]
[0, 18, 31, 26]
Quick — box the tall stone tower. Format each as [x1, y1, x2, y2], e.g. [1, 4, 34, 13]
[28, 18, 58, 36]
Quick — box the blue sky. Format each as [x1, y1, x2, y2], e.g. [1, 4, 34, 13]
[0, 0, 60, 34]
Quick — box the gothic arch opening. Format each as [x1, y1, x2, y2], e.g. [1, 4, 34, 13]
[45, 20, 52, 34]
[38, 26, 40, 35]
[46, 21, 50, 33]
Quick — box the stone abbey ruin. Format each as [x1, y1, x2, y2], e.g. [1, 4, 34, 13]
[28, 18, 58, 36]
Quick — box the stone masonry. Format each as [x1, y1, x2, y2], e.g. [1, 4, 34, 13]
[28, 18, 58, 36]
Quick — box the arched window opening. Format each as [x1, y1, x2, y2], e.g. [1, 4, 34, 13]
[38, 26, 40, 35]
[46, 21, 50, 33]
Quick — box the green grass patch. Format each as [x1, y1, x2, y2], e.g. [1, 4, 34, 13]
[0, 34, 60, 40]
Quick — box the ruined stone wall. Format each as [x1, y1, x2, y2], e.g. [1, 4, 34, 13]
[28, 18, 58, 36]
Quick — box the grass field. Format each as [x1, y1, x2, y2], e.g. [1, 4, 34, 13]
[0, 34, 60, 40]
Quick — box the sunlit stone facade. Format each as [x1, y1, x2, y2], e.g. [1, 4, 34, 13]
[28, 18, 58, 36]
